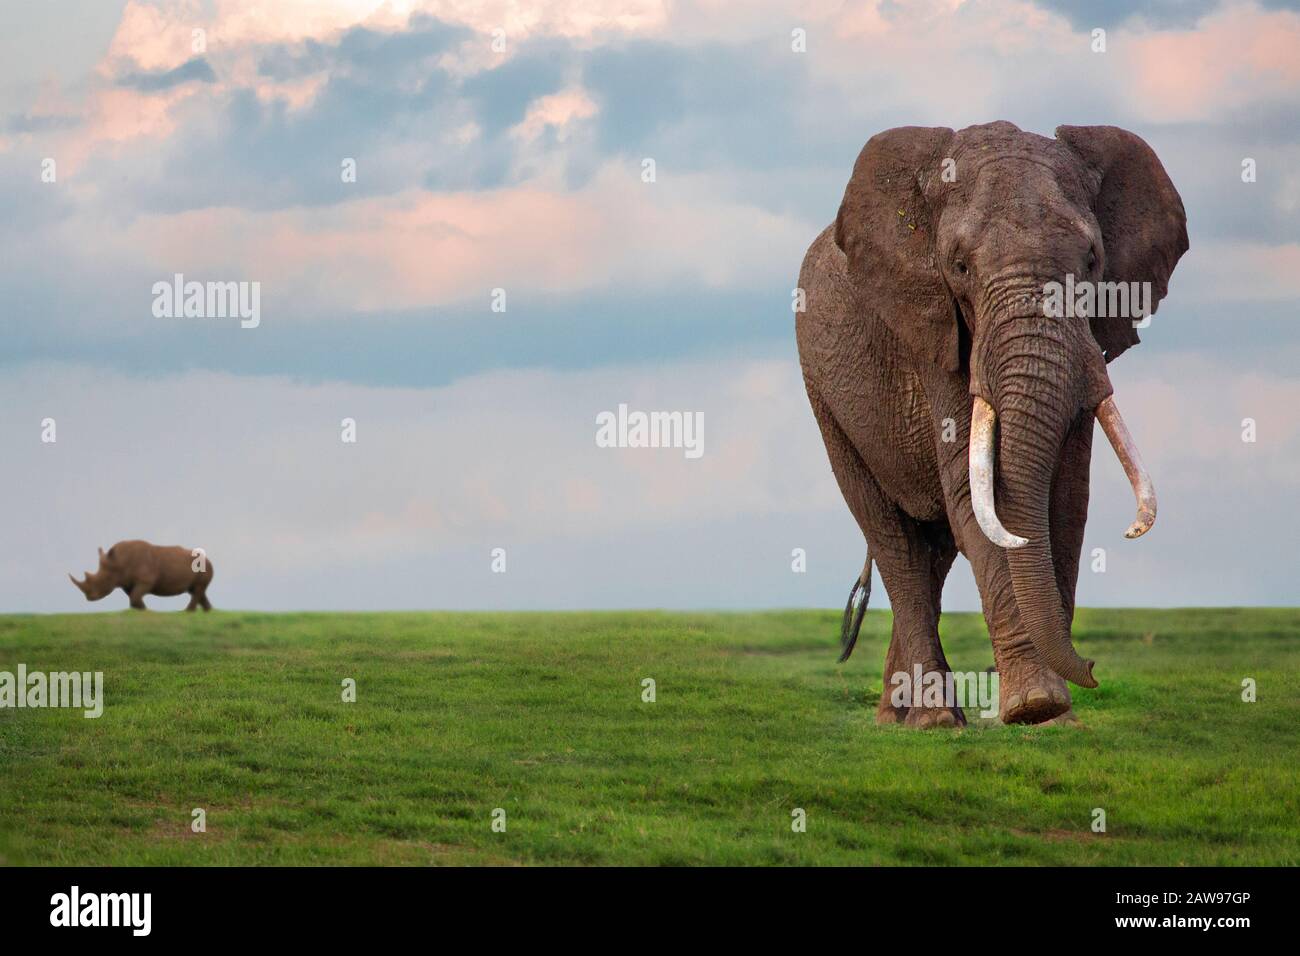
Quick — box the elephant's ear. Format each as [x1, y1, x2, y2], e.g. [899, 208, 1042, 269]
[834, 126, 959, 371]
[1055, 125, 1189, 363]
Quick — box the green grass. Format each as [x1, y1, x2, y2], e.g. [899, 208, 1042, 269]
[0, 608, 1296, 865]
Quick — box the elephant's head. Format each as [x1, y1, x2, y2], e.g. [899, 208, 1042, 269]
[834, 121, 1188, 687]
[69, 547, 117, 601]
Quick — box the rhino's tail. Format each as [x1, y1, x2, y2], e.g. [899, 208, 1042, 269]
[838, 547, 873, 663]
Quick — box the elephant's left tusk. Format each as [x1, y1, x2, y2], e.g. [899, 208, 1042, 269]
[969, 396, 1029, 549]
[1096, 396, 1156, 539]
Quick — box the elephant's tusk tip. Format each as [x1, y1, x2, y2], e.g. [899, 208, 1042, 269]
[979, 523, 1030, 550]
[991, 530, 1030, 549]
[1124, 509, 1156, 539]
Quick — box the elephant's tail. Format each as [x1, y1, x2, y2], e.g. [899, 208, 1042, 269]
[838, 548, 873, 663]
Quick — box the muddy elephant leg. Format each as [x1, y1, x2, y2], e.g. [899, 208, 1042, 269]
[806, 386, 963, 728]
[930, 387, 1071, 725]
[951, 473, 1070, 722]
[962, 545, 1069, 723]
[197, 586, 212, 612]
[127, 583, 150, 610]
[185, 590, 199, 611]
[965, 415, 1094, 723]
[873, 518, 964, 728]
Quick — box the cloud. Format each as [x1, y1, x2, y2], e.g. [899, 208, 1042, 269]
[1033, 0, 1220, 30]
[1172, 241, 1300, 303]
[0, 0, 1298, 615]
[15, 161, 812, 318]
[1119, 3, 1300, 123]
[115, 56, 217, 91]
[1087, 350, 1300, 605]
[2, 0, 1296, 385]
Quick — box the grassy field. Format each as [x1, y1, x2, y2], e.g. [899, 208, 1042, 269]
[0, 608, 1296, 866]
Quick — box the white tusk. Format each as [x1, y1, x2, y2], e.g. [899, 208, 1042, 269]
[969, 396, 1029, 549]
[1096, 396, 1157, 539]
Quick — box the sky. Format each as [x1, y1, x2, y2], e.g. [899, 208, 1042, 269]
[1, 0, 1298, 612]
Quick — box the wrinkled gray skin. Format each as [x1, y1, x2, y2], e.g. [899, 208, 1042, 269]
[797, 122, 1187, 726]
[70, 540, 214, 611]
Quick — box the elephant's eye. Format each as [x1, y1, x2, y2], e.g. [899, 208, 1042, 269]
[954, 260, 968, 276]
[1086, 247, 1098, 273]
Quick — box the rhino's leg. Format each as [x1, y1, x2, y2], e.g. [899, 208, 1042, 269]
[127, 583, 149, 610]
[185, 590, 199, 612]
[196, 584, 212, 612]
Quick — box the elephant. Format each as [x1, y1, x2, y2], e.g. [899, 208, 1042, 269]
[70, 540, 214, 611]
[796, 121, 1187, 727]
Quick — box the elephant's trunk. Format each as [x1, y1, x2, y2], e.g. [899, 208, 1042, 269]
[972, 307, 1100, 688]
[998, 403, 1099, 687]
[969, 393, 1098, 687]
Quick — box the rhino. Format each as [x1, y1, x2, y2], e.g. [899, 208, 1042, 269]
[69, 540, 214, 611]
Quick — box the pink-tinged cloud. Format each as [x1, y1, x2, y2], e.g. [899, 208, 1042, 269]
[114, 165, 813, 312]
[1110, 352, 1300, 487]
[1125, 4, 1300, 122]
[511, 87, 599, 143]
[419, 0, 666, 39]
[106, 0, 205, 73]
[1176, 241, 1300, 303]
[107, 0, 418, 72]
[106, 0, 666, 74]
[33, 0, 662, 173]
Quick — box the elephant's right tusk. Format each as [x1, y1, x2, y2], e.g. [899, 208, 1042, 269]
[1096, 396, 1157, 539]
[969, 397, 1030, 549]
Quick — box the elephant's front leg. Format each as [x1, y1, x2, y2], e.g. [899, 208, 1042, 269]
[806, 386, 963, 728]
[948, 497, 1073, 722]
[976, 414, 1095, 723]
[930, 387, 1073, 725]
[964, 548, 1071, 723]
[875, 523, 963, 728]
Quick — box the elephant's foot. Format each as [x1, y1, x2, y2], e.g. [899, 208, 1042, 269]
[904, 703, 965, 729]
[875, 665, 966, 729]
[996, 655, 1070, 725]
[875, 704, 965, 728]
[875, 702, 903, 725]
